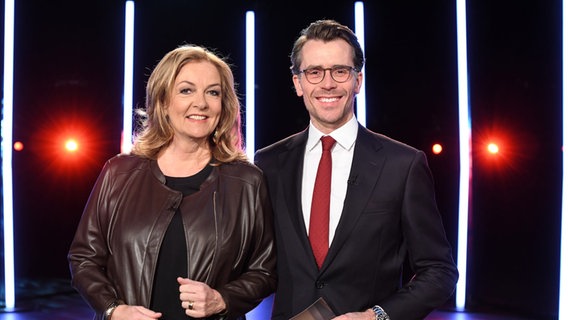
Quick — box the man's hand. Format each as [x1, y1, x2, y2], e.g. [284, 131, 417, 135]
[332, 308, 376, 320]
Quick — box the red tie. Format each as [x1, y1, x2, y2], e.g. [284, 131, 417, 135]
[309, 136, 336, 269]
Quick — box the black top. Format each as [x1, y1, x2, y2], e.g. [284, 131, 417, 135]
[150, 164, 213, 320]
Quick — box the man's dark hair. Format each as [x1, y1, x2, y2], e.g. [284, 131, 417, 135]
[290, 19, 365, 74]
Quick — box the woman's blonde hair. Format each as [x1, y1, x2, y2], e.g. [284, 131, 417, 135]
[131, 44, 247, 163]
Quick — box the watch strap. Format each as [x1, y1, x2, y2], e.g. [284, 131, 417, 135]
[104, 300, 124, 320]
[371, 305, 390, 320]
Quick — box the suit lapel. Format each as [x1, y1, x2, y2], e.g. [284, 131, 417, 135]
[323, 126, 386, 269]
[277, 130, 312, 249]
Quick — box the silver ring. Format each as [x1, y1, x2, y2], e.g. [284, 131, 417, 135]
[187, 300, 194, 310]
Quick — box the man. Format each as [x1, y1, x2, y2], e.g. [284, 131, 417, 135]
[254, 19, 458, 320]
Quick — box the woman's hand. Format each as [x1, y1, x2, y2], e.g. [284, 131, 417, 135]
[109, 304, 162, 319]
[177, 277, 227, 318]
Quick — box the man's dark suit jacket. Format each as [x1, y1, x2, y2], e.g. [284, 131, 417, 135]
[254, 124, 459, 320]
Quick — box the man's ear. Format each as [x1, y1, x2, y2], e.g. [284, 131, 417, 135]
[292, 74, 304, 97]
[354, 71, 363, 94]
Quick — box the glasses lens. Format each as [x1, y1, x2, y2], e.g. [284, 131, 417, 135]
[331, 67, 352, 82]
[305, 68, 324, 83]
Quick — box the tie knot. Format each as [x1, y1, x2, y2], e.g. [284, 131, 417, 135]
[320, 136, 336, 151]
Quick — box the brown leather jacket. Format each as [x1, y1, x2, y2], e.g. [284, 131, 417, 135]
[68, 154, 277, 320]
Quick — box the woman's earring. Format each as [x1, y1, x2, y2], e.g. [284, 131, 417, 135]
[211, 129, 218, 143]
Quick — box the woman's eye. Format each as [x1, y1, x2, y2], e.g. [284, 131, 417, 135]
[208, 90, 221, 96]
[180, 88, 192, 94]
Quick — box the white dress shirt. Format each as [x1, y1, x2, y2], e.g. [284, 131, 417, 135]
[302, 115, 358, 245]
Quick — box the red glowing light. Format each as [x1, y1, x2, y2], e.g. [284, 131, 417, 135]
[30, 110, 111, 179]
[487, 143, 499, 154]
[65, 139, 79, 152]
[432, 143, 443, 155]
[13, 141, 24, 151]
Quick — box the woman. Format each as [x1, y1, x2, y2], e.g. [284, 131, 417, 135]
[68, 44, 277, 320]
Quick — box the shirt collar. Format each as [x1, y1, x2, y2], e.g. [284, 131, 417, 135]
[307, 115, 358, 152]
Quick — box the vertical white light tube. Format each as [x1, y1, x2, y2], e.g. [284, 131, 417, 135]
[559, 0, 568, 318]
[122, 1, 135, 154]
[354, 1, 367, 127]
[455, 0, 471, 311]
[244, 11, 274, 320]
[245, 11, 256, 160]
[2, 0, 16, 310]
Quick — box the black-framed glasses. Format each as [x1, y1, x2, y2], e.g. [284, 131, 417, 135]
[298, 66, 357, 84]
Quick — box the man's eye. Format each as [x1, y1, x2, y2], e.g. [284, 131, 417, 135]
[306, 69, 322, 76]
[334, 68, 349, 75]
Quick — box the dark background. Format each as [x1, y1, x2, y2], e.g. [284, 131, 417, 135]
[0, 0, 562, 319]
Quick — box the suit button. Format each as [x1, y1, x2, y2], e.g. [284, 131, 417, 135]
[315, 281, 325, 289]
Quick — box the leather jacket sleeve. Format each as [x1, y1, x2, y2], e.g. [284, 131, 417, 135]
[67, 157, 126, 319]
[215, 167, 277, 318]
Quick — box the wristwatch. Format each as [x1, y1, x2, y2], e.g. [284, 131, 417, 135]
[104, 300, 124, 320]
[371, 305, 390, 320]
